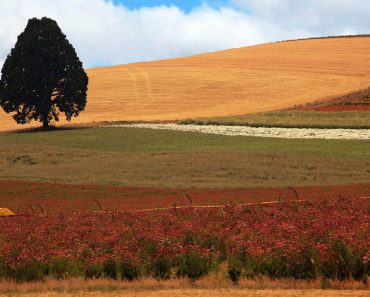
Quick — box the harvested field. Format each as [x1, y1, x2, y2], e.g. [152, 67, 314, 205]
[1, 180, 369, 213]
[111, 123, 370, 139]
[2, 37, 370, 131]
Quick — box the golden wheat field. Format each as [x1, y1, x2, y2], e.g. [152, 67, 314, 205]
[1, 37, 370, 131]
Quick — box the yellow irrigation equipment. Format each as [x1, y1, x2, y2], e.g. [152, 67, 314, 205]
[0, 208, 15, 217]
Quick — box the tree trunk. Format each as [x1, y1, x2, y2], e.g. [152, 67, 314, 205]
[42, 117, 49, 129]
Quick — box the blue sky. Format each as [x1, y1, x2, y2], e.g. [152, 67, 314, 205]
[1, 0, 370, 69]
[114, 1, 230, 12]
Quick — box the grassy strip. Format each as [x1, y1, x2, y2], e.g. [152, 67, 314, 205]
[0, 127, 369, 158]
[0, 127, 369, 188]
[180, 111, 370, 130]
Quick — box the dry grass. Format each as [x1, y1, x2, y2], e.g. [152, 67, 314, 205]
[0, 277, 368, 296]
[3, 290, 370, 297]
[2, 37, 370, 131]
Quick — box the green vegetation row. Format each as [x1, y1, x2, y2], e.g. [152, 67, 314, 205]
[180, 111, 370, 130]
[0, 240, 367, 284]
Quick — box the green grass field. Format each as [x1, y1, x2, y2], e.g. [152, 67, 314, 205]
[0, 127, 369, 188]
[180, 111, 370, 129]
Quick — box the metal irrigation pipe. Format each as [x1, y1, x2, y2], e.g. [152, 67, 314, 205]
[92, 200, 102, 211]
[186, 194, 193, 206]
[278, 187, 299, 202]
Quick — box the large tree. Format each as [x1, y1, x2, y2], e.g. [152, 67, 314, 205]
[0, 17, 88, 129]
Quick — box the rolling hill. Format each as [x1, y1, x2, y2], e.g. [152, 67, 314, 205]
[1, 36, 370, 131]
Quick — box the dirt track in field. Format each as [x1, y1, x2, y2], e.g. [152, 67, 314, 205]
[2, 37, 370, 131]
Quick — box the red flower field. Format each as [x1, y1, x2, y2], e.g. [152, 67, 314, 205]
[0, 197, 369, 282]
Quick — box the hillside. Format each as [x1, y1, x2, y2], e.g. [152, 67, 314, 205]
[1, 36, 370, 131]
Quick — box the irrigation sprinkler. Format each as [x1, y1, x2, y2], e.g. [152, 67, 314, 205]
[25, 203, 35, 214]
[186, 194, 193, 206]
[92, 200, 102, 211]
[278, 187, 299, 202]
[35, 203, 44, 214]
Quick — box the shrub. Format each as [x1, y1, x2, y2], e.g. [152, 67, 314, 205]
[103, 259, 119, 280]
[262, 258, 287, 279]
[227, 256, 243, 283]
[236, 251, 259, 278]
[119, 259, 141, 281]
[321, 241, 367, 281]
[202, 235, 227, 260]
[0, 259, 9, 279]
[175, 252, 210, 280]
[138, 238, 157, 260]
[285, 249, 319, 279]
[152, 256, 172, 280]
[11, 260, 47, 282]
[48, 257, 82, 279]
[85, 263, 104, 279]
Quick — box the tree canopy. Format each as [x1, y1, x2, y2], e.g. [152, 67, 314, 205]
[0, 17, 88, 128]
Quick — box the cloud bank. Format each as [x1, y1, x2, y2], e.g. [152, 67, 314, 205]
[0, 0, 370, 70]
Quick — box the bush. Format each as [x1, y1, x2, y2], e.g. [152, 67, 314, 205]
[285, 250, 319, 279]
[227, 256, 243, 283]
[11, 260, 47, 282]
[48, 257, 82, 279]
[0, 259, 9, 279]
[202, 235, 227, 260]
[235, 251, 259, 278]
[138, 238, 157, 260]
[119, 259, 140, 281]
[152, 256, 172, 280]
[175, 252, 210, 280]
[321, 241, 367, 281]
[262, 258, 287, 279]
[85, 263, 104, 279]
[103, 259, 119, 280]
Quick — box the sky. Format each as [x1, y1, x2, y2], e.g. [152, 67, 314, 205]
[1, 0, 370, 69]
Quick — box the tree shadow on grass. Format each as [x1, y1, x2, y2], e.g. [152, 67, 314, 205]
[1, 124, 93, 135]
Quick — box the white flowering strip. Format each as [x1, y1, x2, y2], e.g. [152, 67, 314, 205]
[105, 123, 370, 140]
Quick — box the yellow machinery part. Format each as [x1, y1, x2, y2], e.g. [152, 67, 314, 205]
[0, 208, 15, 217]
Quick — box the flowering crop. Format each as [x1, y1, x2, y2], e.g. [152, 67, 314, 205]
[0, 198, 369, 282]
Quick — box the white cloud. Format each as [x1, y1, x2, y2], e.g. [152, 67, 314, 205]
[0, 0, 370, 71]
[0, 0, 268, 69]
[232, 0, 370, 36]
